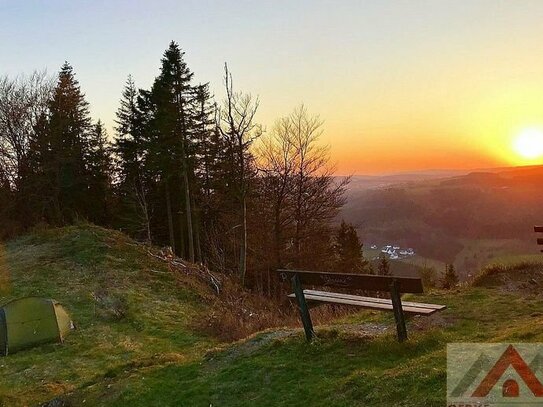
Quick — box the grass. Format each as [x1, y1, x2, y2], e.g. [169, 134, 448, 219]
[453, 238, 536, 276]
[366, 236, 539, 281]
[0, 224, 214, 406]
[363, 248, 439, 277]
[397, 255, 445, 274]
[2, 225, 543, 406]
[72, 286, 543, 407]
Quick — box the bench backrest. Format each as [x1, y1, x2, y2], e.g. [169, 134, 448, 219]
[277, 269, 423, 294]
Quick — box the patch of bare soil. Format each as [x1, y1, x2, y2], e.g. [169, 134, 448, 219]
[410, 312, 457, 332]
[203, 329, 295, 369]
[317, 322, 390, 339]
[204, 322, 390, 370]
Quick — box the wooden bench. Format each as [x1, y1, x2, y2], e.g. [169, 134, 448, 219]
[277, 269, 446, 342]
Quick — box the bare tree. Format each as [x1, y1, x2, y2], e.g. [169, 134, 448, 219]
[289, 105, 349, 267]
[218, 63, 261, 285]
[0, 71, 53, 189]
[257, 105, 349, 270]
[256, 117, 297, 270]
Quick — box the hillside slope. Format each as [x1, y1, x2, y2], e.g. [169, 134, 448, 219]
[72, 262, 543, 407]
[0, 224, 218, 406]
[2, 226, 543, 406]
[342, 165, 543, 277]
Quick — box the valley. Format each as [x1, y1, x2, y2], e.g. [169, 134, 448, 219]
[342, 165, 543, 280]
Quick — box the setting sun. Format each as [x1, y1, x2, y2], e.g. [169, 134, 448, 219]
[513, 128, 543, 160]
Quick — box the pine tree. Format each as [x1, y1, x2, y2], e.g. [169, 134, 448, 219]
[86, 120, 112, 224]
[150, 41, 196, 260]
[41, 62, 93, 224]
[115, 75, 142, 182]
[332, 220, 369, 273]
[377, 253, 391, 276]
[114, 76, 153, 241]
[442, 264, 459, 289]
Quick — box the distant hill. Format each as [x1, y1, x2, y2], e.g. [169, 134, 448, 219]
[342, 165, 543, 278]
[344, 169, 469, 195]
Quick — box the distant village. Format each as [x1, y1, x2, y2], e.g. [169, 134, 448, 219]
[369, 244, 416, 260]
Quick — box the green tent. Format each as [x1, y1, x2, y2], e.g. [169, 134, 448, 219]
[0, 297, 73, 355]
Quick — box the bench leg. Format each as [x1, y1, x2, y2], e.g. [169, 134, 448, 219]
[390, 279, 408, 342]
[291, 274, 315, 342]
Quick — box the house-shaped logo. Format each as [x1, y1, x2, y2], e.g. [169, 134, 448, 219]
[448, 343, 543, 403]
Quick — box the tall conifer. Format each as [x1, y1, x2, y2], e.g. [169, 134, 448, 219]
[150, 41, 196, 260]
[43, 62, 92, 223]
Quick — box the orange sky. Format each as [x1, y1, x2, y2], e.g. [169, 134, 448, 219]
[236, 2, 543, 175]
[318, 70, 543, 174]
[5, 1, 543, 174]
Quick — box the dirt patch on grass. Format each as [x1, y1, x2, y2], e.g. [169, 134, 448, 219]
[410, 312, 457, 332]
[204, 322, 389, 369]
[317, 323, 389, 340]
[204, 329, 295, 368]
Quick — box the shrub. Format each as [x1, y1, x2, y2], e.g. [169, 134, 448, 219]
[441, 264, 459, 289]
[419, 265, 438, 289]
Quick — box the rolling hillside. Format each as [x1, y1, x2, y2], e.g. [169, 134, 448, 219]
[1, 225, 543, 406]
[0, 224, 218, 406]
[342, 165, 543, 278]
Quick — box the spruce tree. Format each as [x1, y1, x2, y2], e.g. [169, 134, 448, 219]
[377, 253, 391, 276]
[150, 41, 196, 260]
[442, 264, 459, 289]
[192, 83, 216, 200]
[42, 62, 92, 224]
[191, 83, 216, 260]
[332, 220, 369, 273]
[86, 120, 112, 224]
[115, 75, 142, 182]
[114, 76, 153, 241]
[419, 265, 438, 289]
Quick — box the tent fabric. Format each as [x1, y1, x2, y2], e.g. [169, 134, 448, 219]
[53, 302, 72, 341]
[0, 297, 73, 356]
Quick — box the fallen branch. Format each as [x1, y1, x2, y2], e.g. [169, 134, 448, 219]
[145, 247, 221, 294]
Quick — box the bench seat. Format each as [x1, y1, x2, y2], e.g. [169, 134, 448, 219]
[287, 289, 446, 315]
[278, 269, 446, 342]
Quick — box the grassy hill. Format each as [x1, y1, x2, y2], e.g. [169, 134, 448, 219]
[72, 260, 543, 407]
[0, 224, 217, 406]
[2, 225, 543, 406]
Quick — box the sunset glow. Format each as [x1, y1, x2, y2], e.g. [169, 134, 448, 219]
[513, 128, 543, 160]
[4, 1, 543, 174]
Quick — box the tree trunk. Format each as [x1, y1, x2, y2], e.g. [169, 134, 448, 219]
[239, 194, 247, 285]
[274, 205, 282, 269]
[194, 206, 202, 262]
[165, 181, 176, 253]
[177, 193, 186, 258]
[182, 169, 195, 262]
